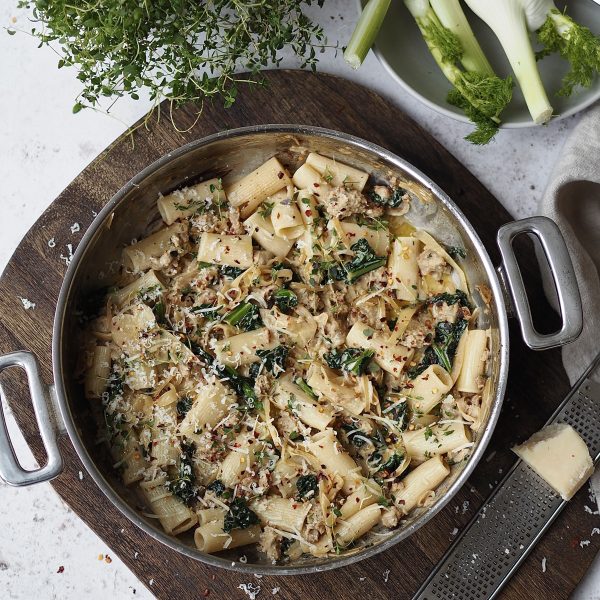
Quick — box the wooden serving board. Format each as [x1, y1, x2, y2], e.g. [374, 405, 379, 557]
[0, 70, 597, 600]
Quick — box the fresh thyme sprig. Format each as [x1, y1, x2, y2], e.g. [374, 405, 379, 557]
[12, 0, 328, 114]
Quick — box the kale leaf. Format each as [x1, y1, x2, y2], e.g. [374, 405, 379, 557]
[294, 377, 317, 400]
[249, 345, 289, 379]
[296, 474, 318, 499]
[309, 258, 346, 286]
[167, 442, 196, 505]
[176, 395, 193, 416]
[381, 397, 409, 431]
[272, 288, 298, 314]
[190, 302, 220, 320]
[343, 239, 387, 284]
[407, 319, 468, 378]
[222, 301, 263, 331]
[220, 265, 245, 279]
[223, 498, 260, 533]
[188, 343, 259, 410]
[426, 290, 471, 309]
[324, 347, 374, 376]
[152, 301, 167, 325]
[377, 453, 404, 475]
[207, 479, 226, 497]
[368, 186, 407, 208]
[444, 245, 467, 261]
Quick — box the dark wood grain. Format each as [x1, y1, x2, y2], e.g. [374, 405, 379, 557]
[0, 70, 596, 600]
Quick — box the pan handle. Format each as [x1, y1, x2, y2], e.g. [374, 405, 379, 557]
[496, 216, 582, 350]
[0, 351, 63, 486]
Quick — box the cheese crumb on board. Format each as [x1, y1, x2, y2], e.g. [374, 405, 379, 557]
[513, 423, 594, 500]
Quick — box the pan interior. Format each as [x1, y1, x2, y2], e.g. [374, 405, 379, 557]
[58, 127, 505, 573]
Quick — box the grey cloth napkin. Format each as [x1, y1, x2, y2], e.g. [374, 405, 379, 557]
[539, 105, 600, 384]
[542, 105, 600, 599]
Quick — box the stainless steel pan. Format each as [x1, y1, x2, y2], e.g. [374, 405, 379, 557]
[0, 125, 582, 575]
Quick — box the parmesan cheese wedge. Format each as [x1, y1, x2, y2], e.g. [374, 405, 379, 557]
[513, 423, 594, 501]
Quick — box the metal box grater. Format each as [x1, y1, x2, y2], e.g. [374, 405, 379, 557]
[414, 352, 600, 600]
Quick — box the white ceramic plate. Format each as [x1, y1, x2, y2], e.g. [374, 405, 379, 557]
[367, 0, 600, 127]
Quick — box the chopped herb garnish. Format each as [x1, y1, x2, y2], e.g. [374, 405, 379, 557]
[258, 201, 275, 218]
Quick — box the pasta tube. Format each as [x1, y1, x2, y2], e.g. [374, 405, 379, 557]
[306, 429, 362, 494]
[334, 504, 381, 547]
[250, 496, 311, 533]
[194, 519, 261, 553]
[85, 345, 111, 399]
[292, 162, 332, 198]
[387, 237, 421, 301]
[214, 328, 277, 366]
[393, 455, 450, 514]
[197, 233, 253, 269]
[122, 223, 185, 272]
[226, 157, 292, 218]
[178, 380, 237, 435]
[402, 424, 471, 461]
[157, 179, 225, 225]
[456, 329, 489, 393]
[244, 211, 294, 258]
[273, 377, 335, 431]
[270, 190, 305, 239]
[110, 270, 164, 307]
[305, 152, 369, 191]
[405, 365, 453, 415]
[139, 475, 198, 535]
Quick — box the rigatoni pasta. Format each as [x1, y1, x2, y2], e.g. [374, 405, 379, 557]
[84, 149, 491, 564]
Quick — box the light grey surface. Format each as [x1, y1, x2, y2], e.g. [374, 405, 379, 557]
[0, 0, 597, 598]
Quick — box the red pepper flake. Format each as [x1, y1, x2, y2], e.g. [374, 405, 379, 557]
[104, 555, 113, 564]
[57, 566, 65, 574]
[305, 210, 312, 217]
